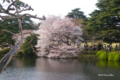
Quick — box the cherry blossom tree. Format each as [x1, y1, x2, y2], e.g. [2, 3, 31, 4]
[36, 16, 84, 58]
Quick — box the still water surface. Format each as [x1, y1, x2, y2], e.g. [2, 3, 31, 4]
[0, 57, 120, 80]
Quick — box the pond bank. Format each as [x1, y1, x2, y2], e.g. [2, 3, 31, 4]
[78, 54, 98, 59]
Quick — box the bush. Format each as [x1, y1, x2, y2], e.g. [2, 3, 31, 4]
[22, 35, 37, 55]
[96, 50, 105, 56]
[99, 52, 107, 60]
[108, 52, 117, 60]
[96, 50, 107, 59]
[0, 48, 11, 55]
[113, 53, 120, 61]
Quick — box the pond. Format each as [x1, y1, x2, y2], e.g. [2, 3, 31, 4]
[0, 57, 120, 80]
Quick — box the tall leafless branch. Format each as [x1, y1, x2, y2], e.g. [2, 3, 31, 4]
[6, 1, 16, 12]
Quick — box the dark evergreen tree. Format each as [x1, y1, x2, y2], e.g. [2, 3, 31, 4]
[0, 17, 34, 45]
[67, 8, 86, 19]
[83, 0, 120, 44]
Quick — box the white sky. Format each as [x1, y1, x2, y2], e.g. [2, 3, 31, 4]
[21, 0, 98, 23]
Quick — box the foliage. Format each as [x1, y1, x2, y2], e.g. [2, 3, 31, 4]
[96, 51, 120, 61]
[108, 52, 117, 60]
[66, 8, 91, 42]
[67, 8, 86, 19]
[96, 50, 107, 59]
[99, 52, 107, 60]
[22, 35, 37, 55]
[0, 17, 34, 45]
[0, 48, 11, 55]
[0, 0, 45, 75]
[83, 0, 120, 43]
[96, 50, 105, 57]
[113, 53, 120, 61]
[1, 0, 30, 10]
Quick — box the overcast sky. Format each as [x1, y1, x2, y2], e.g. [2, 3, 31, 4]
[20, 0, 98, 23]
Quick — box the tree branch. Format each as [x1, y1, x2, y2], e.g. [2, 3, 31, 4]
[22, 14, 46, 20]
[6, 1, 16, 12]
[16, 8, 33, 13]
[28, 33, 37, 54]
[17, 32, 37, 54]
[0, 15, 20, 20]
[0, 0, 45, 74]
[0, 7, 16, 16]
[0, 30, 21, 75]
[0, 42, 20, 75]
[63, 34, 70, 39]
[0, 14, 46, 21]
[11, 0, 14, 2]
[1, 7, 6, 13]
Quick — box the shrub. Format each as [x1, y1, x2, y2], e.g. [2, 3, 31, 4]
[99, 52, 107, 60]
[96, 50, 107, 59]
[0, 48, 11, 55]
[108, 52, 117, 60]
[22, 35, 37, 55]
[113, 53, 120, 61]
[96, 50, 105, 57]
[96, 50, 105, 56]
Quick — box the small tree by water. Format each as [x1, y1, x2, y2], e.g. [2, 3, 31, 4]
[36, 16, 84, 58]
[22, 35, 37, 56]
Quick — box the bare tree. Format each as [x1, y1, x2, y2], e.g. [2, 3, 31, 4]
[0, 0, 45, 74]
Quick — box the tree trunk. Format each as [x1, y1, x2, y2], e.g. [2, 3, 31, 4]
[0, 18, 24, 74]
